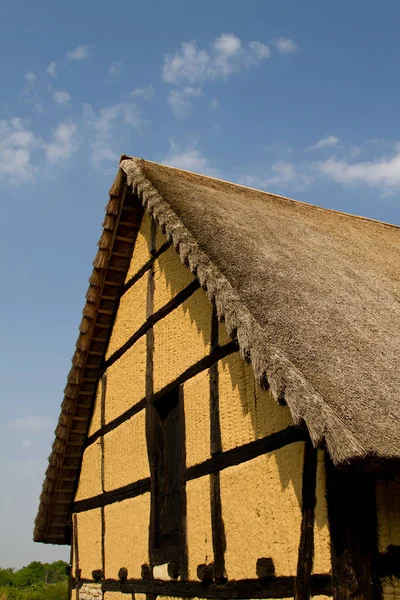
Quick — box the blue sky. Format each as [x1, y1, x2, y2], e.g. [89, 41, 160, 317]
[1, 0, 400, 568]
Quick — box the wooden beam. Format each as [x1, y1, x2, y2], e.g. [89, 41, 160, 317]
[187, 426, 307, 480]
[294, 440, 318, 600]
[115, 235, 135, 243]
[98, 575, 332, 599]
[210, 303, 226, 582]
[146, 218, 157, 568]
[72, 477, 151, 513]
[325, 456, 381, 600]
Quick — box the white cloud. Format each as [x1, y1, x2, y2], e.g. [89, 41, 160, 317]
[24, 71, 36, 84]
[163, 140, 216, 176]
[53, 90, 71, 106]
[46, 61, 57, 77]
[45, 121, 78, 162]
[8, 415, 54, 433]
[312, 135, 340, 149]
[0, 117, 38, 184]
[163, 33, 270, 85]
[22, 439, 32, 449]
[167, 87, 202, 118]
[66, 44, 93, 60]
[317, 152, 400, 189]
[241, 161, 314, 193]
[130, 85, 155, 101]
[209, 97, 218, 110]
[276, 37, 298, 54]
[248, 41, 271, 59]
[34, 103, 43, 113]
[83, 100, 146, 169]
[108, 61, 123, 79]
[214, 33, 242, 56]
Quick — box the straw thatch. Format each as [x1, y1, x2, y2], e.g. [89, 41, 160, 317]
[35, 156, 400, 545]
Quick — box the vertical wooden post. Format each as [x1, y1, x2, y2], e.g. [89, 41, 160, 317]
[73, 513, 80, 600]
[209, 303, 226, 582]
[100, 374, 107, 580]
[325, 456, 380, 600]
[146, 219, 157, 572]
[294, 440, 318, 600]
[178, 385, 189, 581]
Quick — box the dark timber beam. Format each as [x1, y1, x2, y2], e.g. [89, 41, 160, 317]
[187, 425, 307, 480]
[325, 456, 381, 600]
[294, 439, 318, 600]
[209, 303, 226, 582]
[96, 574, 332, 598]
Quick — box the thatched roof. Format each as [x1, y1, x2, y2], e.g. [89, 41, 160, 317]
[35, 156, 400, 544]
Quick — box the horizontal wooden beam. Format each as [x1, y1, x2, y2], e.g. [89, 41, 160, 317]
[94, 575, 332, 599]
[115, 235, 135, 243]
[85, 399, 146, 447]
[187, 426, 308, 480]
[105, 278, 200, 369]
[73, 477, 151, 513]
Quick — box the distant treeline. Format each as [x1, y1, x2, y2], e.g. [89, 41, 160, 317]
[0, 561, 68, 600]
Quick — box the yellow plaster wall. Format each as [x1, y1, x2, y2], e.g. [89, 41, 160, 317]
[104, 494, 150, 579]
[75, 509, 102, 579]
[218, 349, 293, 452]
[153, 287, 211, 392]
[376, 478, 400, 552]
[106, 211, 151, 359]
[153, 244, 195, 312]
[184, 370, 211, 468]
[104, 337, 146, 423]
[313, 450, 331, 574]
[186, 477, 213, 580]
[103, 593, 126, 600]
[106, 273, 148, 358]
[125, 212, 151, 280]
[220, 443, 304, 579]
[88, 383, 102, 436]
[75, 442, 102, 501]
[382, 577, 400, 600]
[104, 411, 149, 491]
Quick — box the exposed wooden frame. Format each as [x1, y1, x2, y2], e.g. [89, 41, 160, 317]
[325, 455, 381, 600]
[209, 303, 226, 582]
[187, 426, 307, 480]
[73, 427, 306, 513]
[91, 574, 332, 598]
[294, 439, 318, 600]
[85, 342, 237, 448]
[105, 278, 200, 369]
[121, 239, 171, 295]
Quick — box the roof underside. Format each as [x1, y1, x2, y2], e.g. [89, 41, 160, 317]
[34, 156, 400, 544]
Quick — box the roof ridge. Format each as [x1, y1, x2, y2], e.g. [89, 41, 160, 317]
[120, 155, 400, 232]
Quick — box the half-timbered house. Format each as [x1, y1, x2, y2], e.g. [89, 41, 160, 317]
[34, 157, 400, 600]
